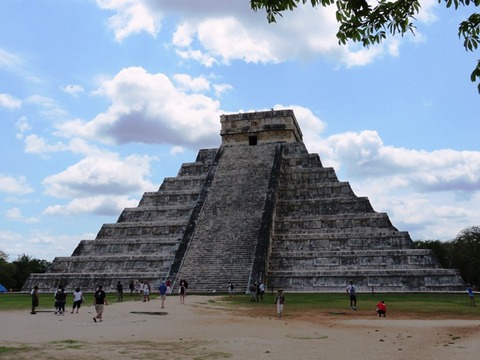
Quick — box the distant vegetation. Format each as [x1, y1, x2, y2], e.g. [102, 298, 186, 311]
[0, 252, 50, 291]
[414, 226, 480, 288]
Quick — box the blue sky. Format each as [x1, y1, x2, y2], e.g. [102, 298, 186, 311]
[1, 0, 479, 262]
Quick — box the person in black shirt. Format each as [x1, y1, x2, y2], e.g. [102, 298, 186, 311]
[93, 285, 108, 322]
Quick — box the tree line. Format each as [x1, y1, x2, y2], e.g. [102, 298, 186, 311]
[415, 226, 480, 288]
[1, 225, 479, 291]
[0, 252, 50, 291]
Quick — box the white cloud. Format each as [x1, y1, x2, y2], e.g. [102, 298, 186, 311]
[43, 195, 139, 216]
[213, 83, 233, 97]
[170, 146, 185, 155]
[43, 153, 156, 199]
[173, 74, 210, 92]
[0, 93, 21, 109]
[24, 134, 68, 155]
[25, 95, 68, 120]
[96, 1, 412, 67]
[58, 67, 222, 148]
[96, 0, 160, 41]
[0, 175, 34, 195]
[15, 117, 31, 134]
[6, 207, 39, 223]
[62, 85, 84, 97]
[0, 48, 23, 71]
[0, 229, 96, 261]
[301, 127, 480, 240]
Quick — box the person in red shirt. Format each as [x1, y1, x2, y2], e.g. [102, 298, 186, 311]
[376, 300, 387, 317]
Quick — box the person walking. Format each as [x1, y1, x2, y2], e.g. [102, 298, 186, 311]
[93, 285, 108, 323]
[274, 289, 285, 318]
[258, 281, 265, 302]
[30, 285, 39, 315]
[116, 281, 123, 302]
[71, 287, 85, 313]
[55, 287, 67, 315]
[179, 279, 187, 304]
[159, 281, 167, 308]
[467, 284, 476, 306]
[346, 281, 357, 310]
[143, 281, 151, 302]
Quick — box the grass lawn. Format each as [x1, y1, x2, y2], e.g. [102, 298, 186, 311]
[0, 292, 139, 311]
[1, 292, 479, 319]
[223, 292, 480, 319]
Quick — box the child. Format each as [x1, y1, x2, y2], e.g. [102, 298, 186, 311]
[376, 300, 387, 317]
[275, 289, 285, 318]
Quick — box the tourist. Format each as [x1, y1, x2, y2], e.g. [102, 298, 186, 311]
[228, 280, 234, 297]
[166, 278, 172, 294]
[30, 285, 39, 315]
[249, 282, 257, 302]
[93, 285, 108, 322]
[258, 281, 265, 301]
[376, 300, 387, 317]
[274, 289, 285, 318]
[346, 281, 357, 310]
[179, 279, 187, 304]
[467, 284, 476, 306]
[143, 281, 150, 302]
[129, 280, 135, 295]
[116, 281, 123, 302]
[55, 287, 67, 315]
[53, 286, 62, 314]
[71, 287, 85, 313]
[159, 281, 167, 308]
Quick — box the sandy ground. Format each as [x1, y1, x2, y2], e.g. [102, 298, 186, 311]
[1, 294, 480, 360]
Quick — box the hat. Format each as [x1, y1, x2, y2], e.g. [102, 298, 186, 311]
[278, 289, 283, 292]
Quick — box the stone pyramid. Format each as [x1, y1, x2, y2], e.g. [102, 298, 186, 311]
[23, 110, 465, 293]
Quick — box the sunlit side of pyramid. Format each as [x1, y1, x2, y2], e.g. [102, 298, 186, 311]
[23, 109, 465, 293]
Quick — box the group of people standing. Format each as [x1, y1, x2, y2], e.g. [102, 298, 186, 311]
[248, 281, 265, 302]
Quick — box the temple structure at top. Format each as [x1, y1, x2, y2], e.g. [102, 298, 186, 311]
[23, 109, 465, 293]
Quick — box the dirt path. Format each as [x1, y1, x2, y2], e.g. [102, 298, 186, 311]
[1, 295, 479, 359]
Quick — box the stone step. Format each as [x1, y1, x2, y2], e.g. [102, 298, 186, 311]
[275, 197, 374, 215]
[268, 249, 442, 270]
[281, 153, 323, 168]
[276, 182, 355, 197]
[279, 167, 338, 183]
[72, 238, 180, 256]
[96, 221, 189, 238]
[49, 255, 174, 273]
[177, 162, 213, 177]
[267, 268, 464, 292]
[159, 176, 208, 191]
[274, 213, 394, 232]
[117, 206, 193, 222]
[137, 191, 201, 207]
[270, 237, 413, 252]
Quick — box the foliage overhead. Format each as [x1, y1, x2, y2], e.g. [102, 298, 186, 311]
[250, 0, 480, 93]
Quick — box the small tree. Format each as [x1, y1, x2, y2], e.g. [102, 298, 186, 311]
[414, 240, 452, 269]
[12, 254, 50, 291]
[448, 226, 480, 286]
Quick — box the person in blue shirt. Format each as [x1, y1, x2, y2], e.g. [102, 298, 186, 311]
[467, 284, 476, 307]
[159, 281, 167, 308]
